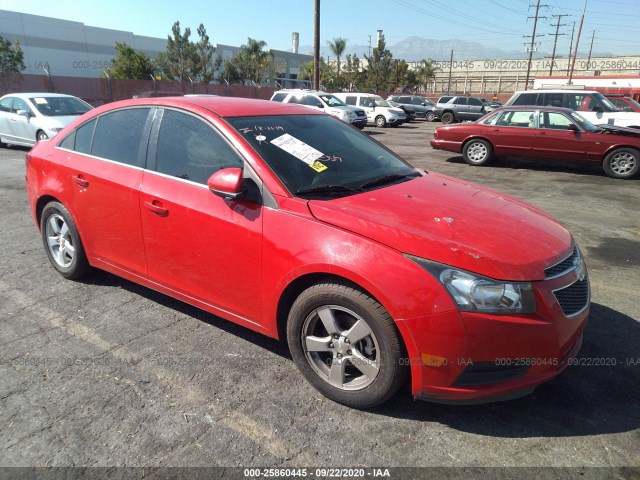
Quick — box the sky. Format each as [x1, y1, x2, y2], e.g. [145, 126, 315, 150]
[3, 0, 640, 58]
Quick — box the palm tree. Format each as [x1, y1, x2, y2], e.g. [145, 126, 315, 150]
[415, 59, 438, 93]
[327, 37, 347, 80]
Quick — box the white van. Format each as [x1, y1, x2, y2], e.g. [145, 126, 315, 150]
[506, 89, 640, 129]
[333, 93, 406, 127]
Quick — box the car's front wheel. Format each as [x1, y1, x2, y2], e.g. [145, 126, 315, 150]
[40, 202, 90, 279]
[463, 139, 493, 166]
[287, 283, 407, 409]
[441, 112, 455, 124]
[426, 111, 435, 122]
[375, 115, 386, 128]
[603, 148, 640, 179]
[36, 130, 49, 142]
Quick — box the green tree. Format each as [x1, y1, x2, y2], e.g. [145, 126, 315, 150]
[226, 38, 273, 86]
[155, 21, 197, 82]
[108, 42, 154, 80]
[0, 36, 26, 93]
[364, 35, 394, 92]
[343, 53, 363, 90]
[190, 24, 216, 82]
[327, 37, 347, 82]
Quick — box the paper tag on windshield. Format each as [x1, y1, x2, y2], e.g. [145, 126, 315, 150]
[34, 98, 48, 105]
[271, 133, 324, 165]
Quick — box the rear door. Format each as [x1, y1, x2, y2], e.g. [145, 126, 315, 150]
[63, 107, 153, 274]
[483, 109, 537, 157]
[140, 108, 264, 324]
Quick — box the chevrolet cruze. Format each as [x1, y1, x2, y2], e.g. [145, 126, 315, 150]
[25, 97, 590, 408]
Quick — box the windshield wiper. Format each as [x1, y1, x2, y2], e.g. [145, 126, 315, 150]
[358, 171, 420, 190]
[294, 184, 363, 197]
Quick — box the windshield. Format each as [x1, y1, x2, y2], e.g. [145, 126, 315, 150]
[571, 111, 600, 131]
[227, 114, 418, 199]
[29, 96, 92, 116]
[592, 92, 619, 112]
[319, 94, 346, 107]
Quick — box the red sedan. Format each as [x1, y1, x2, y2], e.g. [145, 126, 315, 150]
[26, 97, 589, 408]
[430, 106, 640, 179]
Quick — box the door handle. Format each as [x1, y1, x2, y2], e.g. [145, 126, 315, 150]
[145, 200, 169, 217]
[72, 174, 89, 187]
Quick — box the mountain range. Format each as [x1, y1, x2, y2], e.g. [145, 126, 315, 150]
[299, 36, 609, 61]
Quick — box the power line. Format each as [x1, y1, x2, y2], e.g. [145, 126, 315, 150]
[548, 14, 569, 75]
[524, 0, 548, 89]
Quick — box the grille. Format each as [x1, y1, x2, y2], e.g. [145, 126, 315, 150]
[553, 277, 590, 317]
[356, 111, 366, 117]
[545, 244, 579, 279]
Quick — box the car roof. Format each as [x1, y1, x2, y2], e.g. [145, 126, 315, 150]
[87, 96, 324, 118]
[513, 89, 600, 94]
[491, 105, 575, 114]
[274, 89, 331, 95]
[1, 92, 79, 99]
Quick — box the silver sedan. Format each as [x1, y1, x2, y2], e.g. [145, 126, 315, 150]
[0, 92, 92, 147]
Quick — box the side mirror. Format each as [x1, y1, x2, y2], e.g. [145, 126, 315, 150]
[592, 106, 603, 113]
[566, 123, 578, 132]
[207, 167, 244, 199]
[16, 109, 32, 118]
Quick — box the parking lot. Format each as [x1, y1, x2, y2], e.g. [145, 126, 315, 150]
[0, 119, 638, 475]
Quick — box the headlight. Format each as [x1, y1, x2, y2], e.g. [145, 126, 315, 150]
[406, 255, 536, 314]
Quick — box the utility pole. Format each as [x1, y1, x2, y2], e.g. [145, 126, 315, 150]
[548, 14, 568, 75]
[566, 21, 576, 75]
[447, 50, 453, 93]
[313, 0, 320, 90]
[524, 0, 547, 90]
[368, 35, 372, 58]
[586, 30, 595, 71]
[569, 0, 588, 84]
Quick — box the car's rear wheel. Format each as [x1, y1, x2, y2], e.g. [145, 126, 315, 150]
[41, 202, 90, 279]
[287, 283, 406, 409]
[603, 148, 640, 179]
[36, 130, 49, 142]
[441, 112, 455, 124]
[426, 111, 435, 122]
[375, 115, 386, 128]
[463, 139, 493, 166]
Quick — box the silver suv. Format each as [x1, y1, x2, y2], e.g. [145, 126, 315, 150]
[270, 89, 367, 129]
[434, 96, 487, 124]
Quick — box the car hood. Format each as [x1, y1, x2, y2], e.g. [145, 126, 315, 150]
[307, 172, 571, 281]
[595, 123, 640, 137]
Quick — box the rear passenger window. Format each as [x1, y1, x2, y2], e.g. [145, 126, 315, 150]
[271, 93, 287, 102]
[155, 110, 243, 185]
[454, 97, 468, 105]
[511, 93, 538, 106]
[344, 96, 357, 105]
[74, 119, 96, 154]
[544, 93, 564, 107]
[91, 108, 151, 167]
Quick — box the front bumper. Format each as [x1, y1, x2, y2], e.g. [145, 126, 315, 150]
[395, 271, 590, 404]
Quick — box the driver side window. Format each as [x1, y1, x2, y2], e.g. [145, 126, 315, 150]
[155, 110, 243, 185]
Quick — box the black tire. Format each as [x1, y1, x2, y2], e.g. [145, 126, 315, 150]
[287, 283, 407, 409]
[602, 148, 640, 179]
[40, 202, 90, 279]
[426, 111, 435, 122]
[441, 112, 455, 124]
[375, 115, 386, 128]
[36, 130, 49, 142]
[463, 139, 493, 166]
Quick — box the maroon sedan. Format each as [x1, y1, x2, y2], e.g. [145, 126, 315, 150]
[430, 106, 640, 179]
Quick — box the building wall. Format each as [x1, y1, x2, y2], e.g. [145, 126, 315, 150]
[0, 10, 311, 83]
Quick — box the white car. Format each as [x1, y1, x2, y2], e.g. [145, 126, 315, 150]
[270, 89, 367, 129]
[333, 92, 407, 127]
[0, 92, 92, 147]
